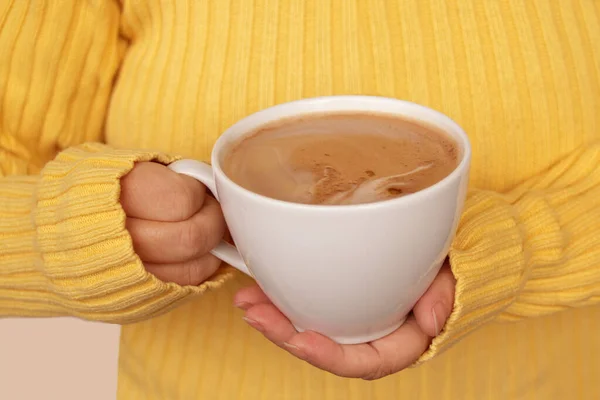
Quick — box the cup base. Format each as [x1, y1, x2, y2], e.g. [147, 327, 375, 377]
[293, 316, 407, 345]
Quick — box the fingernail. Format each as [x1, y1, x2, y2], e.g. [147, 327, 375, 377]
[432, 302, 446, 336]
[283, 342, 306, 359]
[243, 317, 264, 332]
[432, 308, 440, 336]
[235, 302, 251, 310]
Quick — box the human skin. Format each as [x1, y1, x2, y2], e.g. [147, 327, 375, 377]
[121, 161, 456, 380]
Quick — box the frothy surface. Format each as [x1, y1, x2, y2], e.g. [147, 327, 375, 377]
[223, 113, 459, 205]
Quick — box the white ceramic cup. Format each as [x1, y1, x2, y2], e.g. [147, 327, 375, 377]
[169, 96, 471, 344]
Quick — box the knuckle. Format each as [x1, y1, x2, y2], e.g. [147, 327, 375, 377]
[173, 176, 197, 218]
[161, 174, 198, 221]
[178, 220, 208, 259]
[361, 366, 388, 381]
[435, 283, 455, 309]
[185, 256, 221, 286]
[202, 202, 226, 248]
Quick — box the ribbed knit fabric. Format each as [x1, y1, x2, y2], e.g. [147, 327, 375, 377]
[1, 1, 600, 399]
[0, 143, 233, 321]
[422, 143, 600, 362]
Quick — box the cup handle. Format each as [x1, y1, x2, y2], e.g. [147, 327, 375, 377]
[168, 159, 252, 276]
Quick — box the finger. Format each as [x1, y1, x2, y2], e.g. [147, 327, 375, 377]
[233, 285, 271, 310]
[243, 303, 297, 345]
[144, 253, 222, 286]
[127, 196, 226, 263]
[285, 316, 430, 380]
[121, 162, 207, 222]
[365, 316, 431, 379]
[413, 261, 456, 337]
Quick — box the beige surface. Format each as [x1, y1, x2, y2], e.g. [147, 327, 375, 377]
[0, 318, 120, 400]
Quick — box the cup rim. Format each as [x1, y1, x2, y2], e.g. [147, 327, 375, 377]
[211, 95, 471, 211]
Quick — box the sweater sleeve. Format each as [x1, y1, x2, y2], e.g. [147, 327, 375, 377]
[419, 141, 600, 362]
[0, 142, 234, 323]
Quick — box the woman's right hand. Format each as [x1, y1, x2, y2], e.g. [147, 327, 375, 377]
[120, 162, 226, 286]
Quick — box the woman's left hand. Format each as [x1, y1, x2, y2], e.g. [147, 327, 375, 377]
[233, 260, 456, 380]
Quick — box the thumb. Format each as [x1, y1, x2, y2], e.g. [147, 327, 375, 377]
[412, 260, 456, 337]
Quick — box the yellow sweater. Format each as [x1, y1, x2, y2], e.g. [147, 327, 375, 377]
[1, 0, 599, 398]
